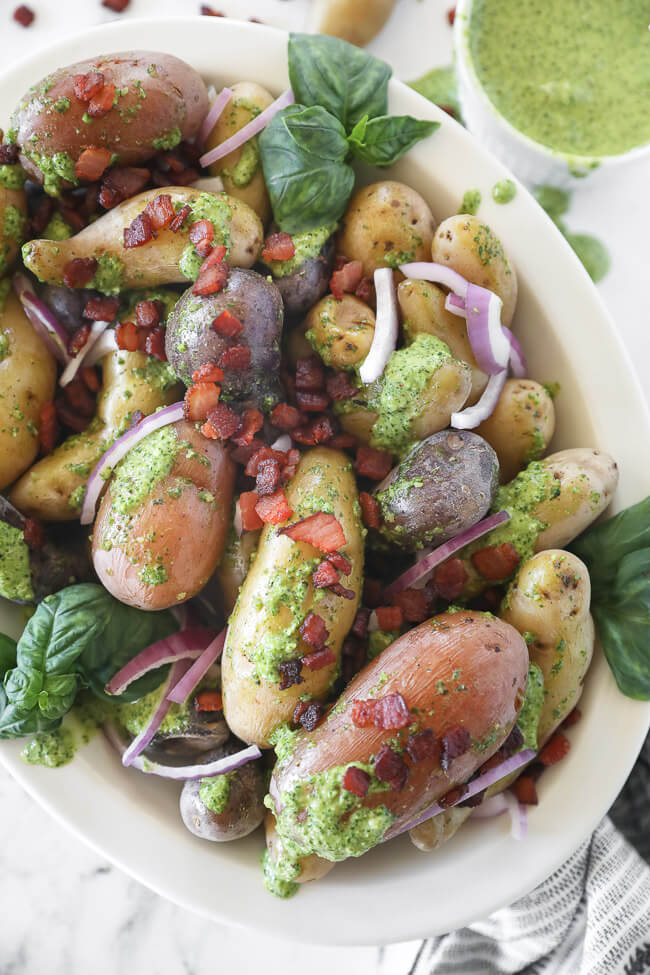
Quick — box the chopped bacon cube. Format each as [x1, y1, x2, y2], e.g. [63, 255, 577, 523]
[300, 612, 329, 650]
[375, 605, 403, 631]
[355, 276, 374, 304]
[212, 309, 244, 338]
[562, 708, 582, 729]
[270, 402, 305, 430]
[330, 260, 363, 300]
[312, 560, 340, 589]
[351, 698, 377, 727]
[330, 432, 358, 450]
[238, 491, 264, 531]
[170, 204, 192, 233]
[192, 363, 224, 384]
[84, 296, 119, 321]
[244, 446, 286, 477]
[292, 415, 335, 446]
[278, 659, 303, 690]
[262, 231, 295, 263]
[115, 321, 139, 352]
[63, 375, 95, 417]
[99, 166, 149, 209]
[22, 517, 44, 549]
[231, 408, 263, 447]
[201, 402, 240, 440]
[63, 257, 98, 289]
[135, 300, 160, 329]
[143, 193, 175, 230]
[326, 551, 351, 575]
[68, 324, 91, 356]
[184, 382, 221, 422]
[218, 345, 251, 371]
[189, 219, 214, 247]
[351, 608, 370, 638]
[145, 326, 166, 361]
[124, 211, 154, 248]
[342, 766, 371, 797]
[341, 635, 367, 685]
[359, 492, 381, 529]
[298, 701, 324, 731]
[326, 372, 357, 402]
[13, 5, 34, 26]
[439, 785, 467, 809]
[376, 692, 410, 730]
[194, 690, 223, 712]
[512, 776, 538, 805]
[296, 390, 330, 412]
[355, 446, 393, 480]
[440, 726, 471, 771]
[79, 367, 99, 394]
[255, 489, 293, 525]
[373, 746, 408, 791]
[256, 458, 282, 496]
[406, 729, 439, 763]
[88, 83, 116, 119]
[75, 146, 112, 182]
[471, 542, 520, 581]
[39, 402, 57, 454]
[539, 733, 570, 767]
[295, 356, 325, 392]
[329, 582, 355, 599]
[394, 588, 430, 623]
[432, 558, 468, 600]
[281, 512, 347, 553]
[230, 436, 266, 465]
[302, 648, 335, 671]
[193, 260, 229, 296]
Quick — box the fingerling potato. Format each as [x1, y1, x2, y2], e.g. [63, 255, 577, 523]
[263, 812, 334, 897]
[304, 294, 375, 370]
[476, 379, 555, 482]
[216, 522, 260, 616]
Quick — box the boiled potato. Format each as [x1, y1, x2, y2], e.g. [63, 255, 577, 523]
[534, 448, 618, 550]
[303, 293, 375, 370]
[265, 233, 336, 318]
[180, 748, 266, 842]
[9, 349, 182, 520]
[22, 188, 263, 292]
[0, 185, 27, 274]
[205, 82, 273, 224]
[397, 278, 488, 405]
[476, 379, 556, 482]
[0, 290, 56, 490]
[409, 807, 472, 852]
[309, 0, 397, 46]
[216, 523, 260, 615]
[337, 181, 435, 277]
[11, 52, 208, 195]
[222, 448, 364, 748]
[431, 215, 518, 328]
[263, 812, 334, 896]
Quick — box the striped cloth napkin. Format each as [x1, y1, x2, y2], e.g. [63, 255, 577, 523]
[405, 735, 650, 975]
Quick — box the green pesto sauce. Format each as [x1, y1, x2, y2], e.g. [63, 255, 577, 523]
[269, 722, 301, 765]
[367, 334, 457, 453]
[91, 255, 125, 295]
[533, 185, 610, 282]
[264, 224, 336, 279]
[24, 150, 77, 196]
[469, 0, 650, 158]
[517, 662, 544, 751]
[269, 761, 395, 863]
[408, 65, 461, 118]
[117, 680, 193, 737]
[492, 179, 516, 204]
[229, 139, 260, 188]
[132, 357, 179, 392]
[67, 484, 85, 512]
[459, 189, 481, 215]
[179, 243, 203, 281]
[110, 424, 178, 516]
[21, 725, 75, 768]
[42, 212, 73, 241]
[262, 849, 300, 899]
[368, 629, 397, 660]
[199, 772, 233, 814]
[138, 563, 169, 586]
[0, 521, 33, 602]
[178, 193, 233, 281]
[0, 164, 26, 190]
[3, 205, 26, 242]
[486, 461, 558, 562]
[152, 127, 182, 151]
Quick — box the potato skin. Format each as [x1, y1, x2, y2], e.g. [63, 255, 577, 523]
[337, 181, 435, 277]
[476, 379, 555, 483]
[375, 430, 499, 550]
[180, 752, 266, 842]
[309, 0, 397, 47]
[409, 806, 472, 853]
[269, 611, 529, 859]
[93, 421, 235, 611]
[431, 215, 518, 328]
[0, 291, 56, 491]
[10, 348, 181, 520]
[534, 448, 618, 550]
[12, 51, 208, 193]
[264, 812, 334, 885]
[216, 525, 259, 615]
[303, 294, 375, 370]
[0, 184, 28, 273]
[222, 448, 364, 748]
[273, 237, 336, 318]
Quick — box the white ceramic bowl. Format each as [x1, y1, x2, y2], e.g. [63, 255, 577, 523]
[454, 0, 650, 188]
[0, 16, 649, 946]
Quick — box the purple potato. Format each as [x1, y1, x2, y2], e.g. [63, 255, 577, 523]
[271, 236, 335, 317]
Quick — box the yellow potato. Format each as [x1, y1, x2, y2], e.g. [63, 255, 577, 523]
[0, 185, 27, 274]
[309, 0, 397, 46]
[476, 379, 556, 482]
[222, 448, 364, 747]
[0, 290, 56, 490]
[264, 813, 334, 893]
[431, 215, 518, 328]
[205, 82, 274, 224]
[304, 294, 375, 370]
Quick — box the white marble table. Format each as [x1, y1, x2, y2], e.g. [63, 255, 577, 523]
[1, 1, 648, 971]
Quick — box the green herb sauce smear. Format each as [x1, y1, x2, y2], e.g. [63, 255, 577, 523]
[0, 521, 33, 602]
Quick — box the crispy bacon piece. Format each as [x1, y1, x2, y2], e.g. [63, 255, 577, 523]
[342, 766, 371, 797]
[278, 658, 303, 691]
[439, 784, 468, 809]
[238, 491, 264, 531]
[83, 296, 119, 321]
[563, 708, 582, 729]
[201, 402, 239, 440]
[512, 776, 538, 805]
[0, 145, 20, 165]
[81, 366, 100, 392]
[312, 560, 340, 589]
[231, 409, 263, 447]
[355, 276, 374, 303]
[255, 489, 293, 525]
[446, 6, 456, 26]
[351, 692, 410, 731]
[432, 558, 468, 600]
[330, 432, 357, 450]
[471, 542, 520, 581]
[292, 415, 334, 446]
[326, 551, 351, 575]
[351, 608, 370, 638]
[64, 376, 95, 417]
[13, 5, 35, 27]
[194, 690, 223, 712]
[297, 701, 324, 731]
[123, 211, 155, 249]
[406, 729, 439, 763]
[262, 231, 295, 262]
[296, 390, 330, 412]
[300, 612, 329, 650]
[218, 345, 251, 371]
[244, 446, 286, 477]
[135, 300, 160, 329]
[170, 204, 192, 233]
[539, 733, 570, 766]
[22, 517, 44, 549]
[75, 147, 112, 182]
[329, 582, 355, 599]
[394, 588, 430, 623]
[63, 257, 97, 289]
[102, 0, 130, 9]
[145, 326, 166, 361]
[38, 403, 58, 456]
[355, 446, 393, 480]
[281, 512, 346, 553]
[100, 167, 150, 209]
[375, 605, 403, 631]
[326, 372, 357, 402]
[373, 745, 408, 791]
[88, 83, 116, 119]
[440, 726, 471, 771]
[184, 382, 221, 422]
[295, 356, 325, 392]
[116, 321, 138, 351]
[212, 309, 244, 338]
[359, 492, 381, 529]
[142, 192, 175, 230]
[270, 402, 305, 430]
[193, 259, 229, 296]
[330, 260, 363, 300]
[192, 363, 224, 384]
[68, 324, 91, 356]
[301, 648, 335, 671]
[256, 458, 282, 496]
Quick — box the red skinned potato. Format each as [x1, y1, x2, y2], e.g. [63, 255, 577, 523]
[92, 420, 235, 611]
[11, 52, 208, 195]
[269, 611, 528, 862]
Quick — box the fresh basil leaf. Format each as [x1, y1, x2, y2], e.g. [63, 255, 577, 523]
[259, 105, 355, 234]
[0, 696, 60, 739]
[571, 495, 650, 591]
[348, 115, 439, 167]
[38, 674, 79, 720]
[288, 33, 391, 131]
[347, 115, 369, 151]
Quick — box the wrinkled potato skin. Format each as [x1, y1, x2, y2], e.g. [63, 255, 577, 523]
[0, 185, 28, 273]
[337, 181, 435, 277]
[9, 349, 181, 520]
[397, 278, 488, 405]
[206, 82, 273, 224]
[264, 813, 334, 884]
[13, 52, 208, 191]
[22, 188, 263, 291]
[216, 525, 260, 615]
[180, 758, 266, 842]
[269, 612, 529, 856]
[534, 448, 618, 551]
[502, 550, 594, 744]
[222, 448, 364, 748]
[431, 215, 518, 328]
[93, 421, 235, 611]
[476, 379, 556, 483]
[303, 294, 375, 370]
[0, 292, 56, 490]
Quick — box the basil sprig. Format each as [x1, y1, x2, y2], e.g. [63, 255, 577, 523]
[260, 34, 439, 233]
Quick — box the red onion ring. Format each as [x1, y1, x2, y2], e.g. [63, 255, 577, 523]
[83, 328, 118, 368]
[384, 509, 509, 598]
[504, 327, 527, 378]
[80, 402, 185, 525]
[199, 88, 295, 168]
[451, 368, 508, 430]
[359, 267, 399, 384]
[166, 627, 227, 704]
[445, 292, 466, 316]
[470, 794, 510, 819]
[59, 320, 110, 387]
[464, 283, 510, 375]
[199, 86, 233, 145]
[121, 658, 193, 766]
[105, 626, 216, 696]
[13, 274, 70, 365]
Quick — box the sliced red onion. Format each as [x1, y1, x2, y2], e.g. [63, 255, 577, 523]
[504, 327, 527, 378]
[271, 434, 292, 453]
[121, 658, 192, 766]
[463, 283, 509, 375]
[80, 402, 185, 525]
[505, 790, 528, 840]
[13, 274, 70, 364]
[445, 292, 466, 317]
[470, 794, 510, 819]
[367, 610, 380, 633]
[384, 509, 510, 598]
[60, 320, 110, 387]
[199, 86, 233, 145]
[451, 368, 508, 430]
[104, 721, 261, 780]
[84, 328, 118, 368]
[359, 267, 399, 384]
[410, 547, 434, 589]
[105, 627, 216, 696]
[399, 261, 469, 299]
[166, 627, 227, 704]
[384, 747, 536, 840]
[199, 88, 294, 168]
[233, 499, 243, 537]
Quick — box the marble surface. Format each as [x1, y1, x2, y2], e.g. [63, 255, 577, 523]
[0, 1, 648, 972]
